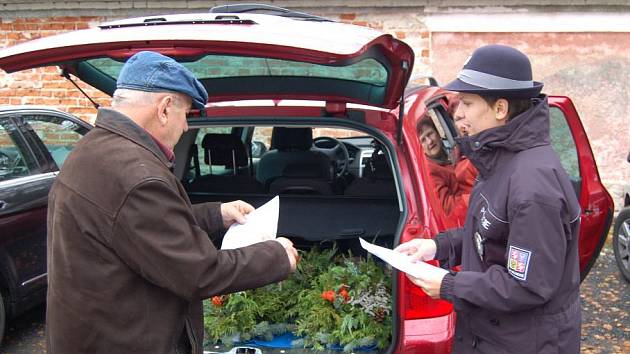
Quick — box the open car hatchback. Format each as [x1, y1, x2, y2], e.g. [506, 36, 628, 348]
[0, 4, 614, 353]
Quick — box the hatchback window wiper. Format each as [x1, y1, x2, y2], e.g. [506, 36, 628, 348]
[209, 3, 333, 22]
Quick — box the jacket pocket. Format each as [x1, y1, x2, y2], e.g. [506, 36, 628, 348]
[534, 297, 580, 354]
[534, 313, 559, 354]
[470, 311, 536, 353]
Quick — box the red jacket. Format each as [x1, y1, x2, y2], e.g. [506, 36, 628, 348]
[455, 157, 477, 196]
[426, 158, 469, 218]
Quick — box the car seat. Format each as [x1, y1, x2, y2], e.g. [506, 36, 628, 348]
[256, 127, 333, 195]
[187, 133, 263, 193]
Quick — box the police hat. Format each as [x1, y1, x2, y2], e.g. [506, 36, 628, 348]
[116, 51, 208, 110]
[443, 45, 543, 99]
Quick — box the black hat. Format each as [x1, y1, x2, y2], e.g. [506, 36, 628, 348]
[443, 45, 543, 99]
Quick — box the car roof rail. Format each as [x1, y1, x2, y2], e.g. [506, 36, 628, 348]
[209, 3, 334, 22]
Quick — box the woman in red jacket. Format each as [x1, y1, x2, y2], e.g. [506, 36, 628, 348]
[417, 118, 469, 217]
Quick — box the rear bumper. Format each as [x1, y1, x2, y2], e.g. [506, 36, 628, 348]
[399, 312, 455, 353]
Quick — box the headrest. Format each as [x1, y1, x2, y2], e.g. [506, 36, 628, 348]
[201, 133, 248, 168]
[364, 152, 392, 180]
[271, 127, 313, 151]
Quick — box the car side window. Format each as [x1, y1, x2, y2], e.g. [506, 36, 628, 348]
[549, 107, 581, 182]
[22, 115, 88, 169]
[0, 120, 33, 182]
[252, 127, 272, 152]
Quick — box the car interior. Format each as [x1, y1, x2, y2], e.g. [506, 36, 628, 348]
[174, 124, 400, 251]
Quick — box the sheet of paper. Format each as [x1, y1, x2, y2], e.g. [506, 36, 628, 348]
[221, 196, 279, 249]
[359, 238, 437, 278]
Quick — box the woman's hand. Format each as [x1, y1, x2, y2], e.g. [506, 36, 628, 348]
[394, 238, 437, 262]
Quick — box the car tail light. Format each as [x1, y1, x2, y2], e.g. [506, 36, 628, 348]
[398, 261, 453, 319]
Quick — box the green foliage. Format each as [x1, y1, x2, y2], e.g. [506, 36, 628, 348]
[203, 246, 392, 352]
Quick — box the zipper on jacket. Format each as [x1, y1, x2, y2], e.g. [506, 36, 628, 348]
[185, 317, 198, 354]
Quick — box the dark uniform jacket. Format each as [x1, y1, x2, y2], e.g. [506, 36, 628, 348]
[46, 108, 291, 354]
[435, 97, 582, 353]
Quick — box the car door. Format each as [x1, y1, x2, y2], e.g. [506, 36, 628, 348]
[0, 110, 90, 309]
[0, 114, 52, 308]
[547, 96, 614, 279]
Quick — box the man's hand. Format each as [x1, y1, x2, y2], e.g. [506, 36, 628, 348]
[274, 237, 299, 272]
[220, 200, 255, 228]
[394, 238, 437, 262]
[406, 265, 448, 299]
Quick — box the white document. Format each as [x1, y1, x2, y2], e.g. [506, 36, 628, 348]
[221, 196, 279, 249]
[359, 238, 438, 279]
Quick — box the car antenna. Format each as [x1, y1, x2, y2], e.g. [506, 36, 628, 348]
[61, 68, 100, 109]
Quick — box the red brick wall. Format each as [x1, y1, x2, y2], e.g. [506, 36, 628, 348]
[0, 17, 112, 124]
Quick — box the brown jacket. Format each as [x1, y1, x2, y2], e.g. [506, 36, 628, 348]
[46, 108, 291, 354]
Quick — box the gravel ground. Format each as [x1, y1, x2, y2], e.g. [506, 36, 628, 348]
[0, 241, 627, 354]
[580, 241, 630, 354]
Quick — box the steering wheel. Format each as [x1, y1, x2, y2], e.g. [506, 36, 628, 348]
[313, 136, 350, 179]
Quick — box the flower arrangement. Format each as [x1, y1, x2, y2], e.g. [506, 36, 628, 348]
[203, 246, 392, 352]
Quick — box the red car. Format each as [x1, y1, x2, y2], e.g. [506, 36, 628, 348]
[0, 5, 614, 352]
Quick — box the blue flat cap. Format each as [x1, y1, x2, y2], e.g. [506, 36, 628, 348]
[117, 51, 208, 110]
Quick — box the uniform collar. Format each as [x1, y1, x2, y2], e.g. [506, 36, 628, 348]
[94, 108, 174, 170]
[456, 96, 550, 177]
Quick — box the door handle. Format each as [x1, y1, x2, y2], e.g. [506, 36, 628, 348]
[0, 200, 6, 209]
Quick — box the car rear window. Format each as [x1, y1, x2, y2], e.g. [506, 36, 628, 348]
[85, 55, 388, 86]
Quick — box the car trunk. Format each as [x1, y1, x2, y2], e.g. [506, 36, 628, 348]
[197, 198, 399, 353]
[178, 106, 404, 353]
[0, 13, 420, 351]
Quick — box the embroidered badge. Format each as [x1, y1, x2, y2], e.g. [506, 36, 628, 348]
[480, 206, 491, 230]
[507, 246, 532, 281]
[474, 232, 485, 261]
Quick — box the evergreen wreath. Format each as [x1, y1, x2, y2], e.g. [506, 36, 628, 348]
[203, 246, 392, 352]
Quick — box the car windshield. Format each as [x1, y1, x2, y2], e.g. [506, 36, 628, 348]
[85, 55, 388, 86]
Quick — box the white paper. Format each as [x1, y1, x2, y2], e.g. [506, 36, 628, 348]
[359, 238, 438, 278]
[221, 196, 279, 249]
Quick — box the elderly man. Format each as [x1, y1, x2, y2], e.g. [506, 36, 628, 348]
[46, 51, 298, 354]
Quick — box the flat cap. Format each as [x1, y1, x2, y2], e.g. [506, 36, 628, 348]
[116, 51, 208, 110]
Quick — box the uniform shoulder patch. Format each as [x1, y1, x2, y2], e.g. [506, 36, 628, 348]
[507, 245, 532, 281]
